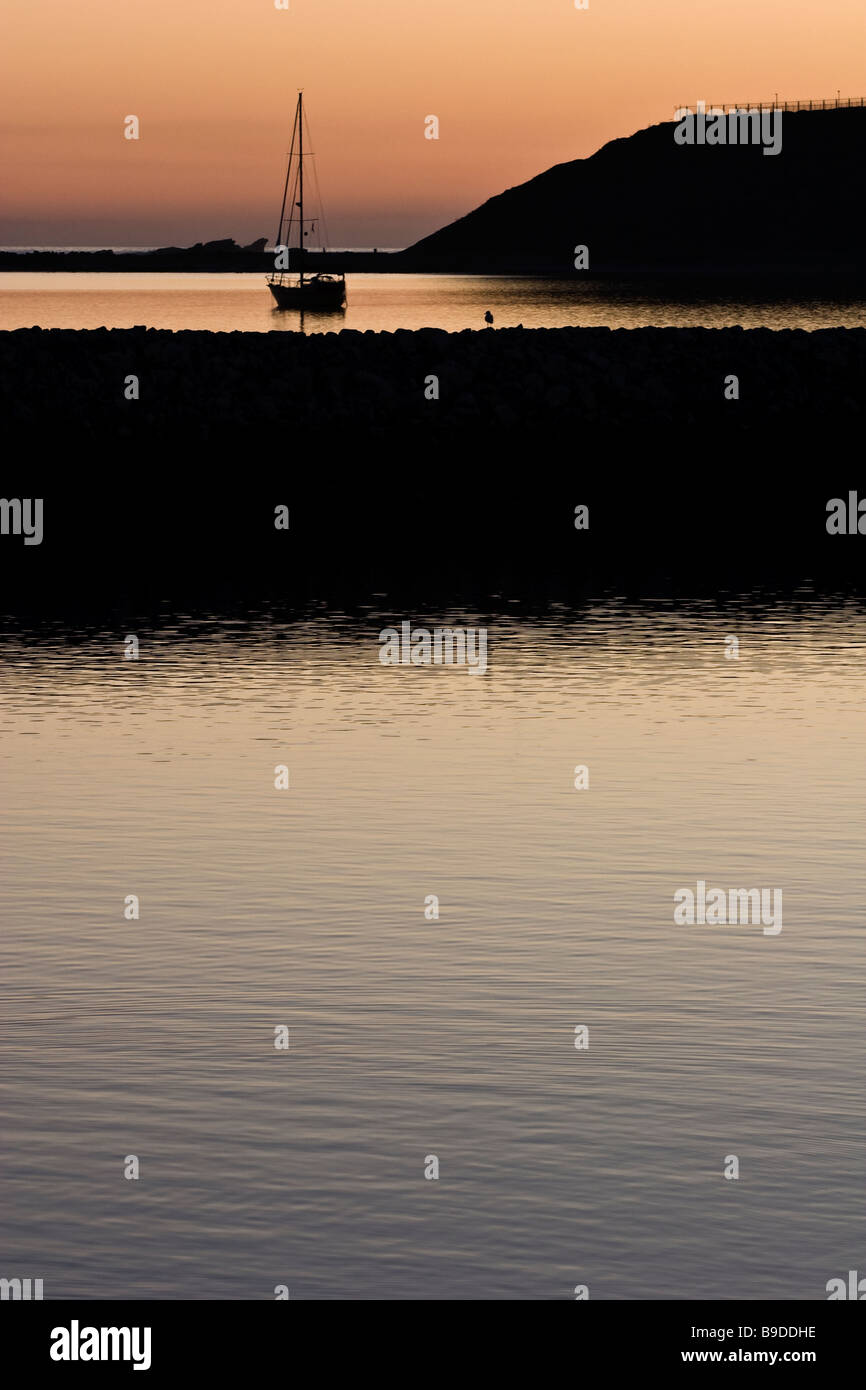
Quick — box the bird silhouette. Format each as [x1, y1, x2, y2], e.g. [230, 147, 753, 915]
[484, 310, 494, 327]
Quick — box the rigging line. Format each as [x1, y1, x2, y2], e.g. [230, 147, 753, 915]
[282, 159, 300, 246]
[303, 106, 332, 251]
[285, 162, 301, 255]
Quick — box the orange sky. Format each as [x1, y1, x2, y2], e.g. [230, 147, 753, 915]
[1, 0, 863, 247]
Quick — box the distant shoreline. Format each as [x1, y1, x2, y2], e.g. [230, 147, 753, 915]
[1, 248, 864, 286]
[0, 246, 396, 274]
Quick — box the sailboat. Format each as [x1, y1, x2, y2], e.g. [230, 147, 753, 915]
[267, 91, 346, 311]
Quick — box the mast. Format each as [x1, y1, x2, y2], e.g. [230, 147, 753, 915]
[298, 91, 304, 286]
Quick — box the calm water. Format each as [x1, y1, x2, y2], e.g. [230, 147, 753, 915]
[2, 598, 865, 1299]
[1, 272, 865, 332]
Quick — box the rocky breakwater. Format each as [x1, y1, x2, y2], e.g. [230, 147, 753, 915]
[1, 326, 862, 446]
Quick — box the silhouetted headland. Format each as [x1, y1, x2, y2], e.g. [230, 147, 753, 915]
[405, 108, 865, 276]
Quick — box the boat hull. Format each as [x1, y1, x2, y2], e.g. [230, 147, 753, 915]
[268, 275, 346, 310]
